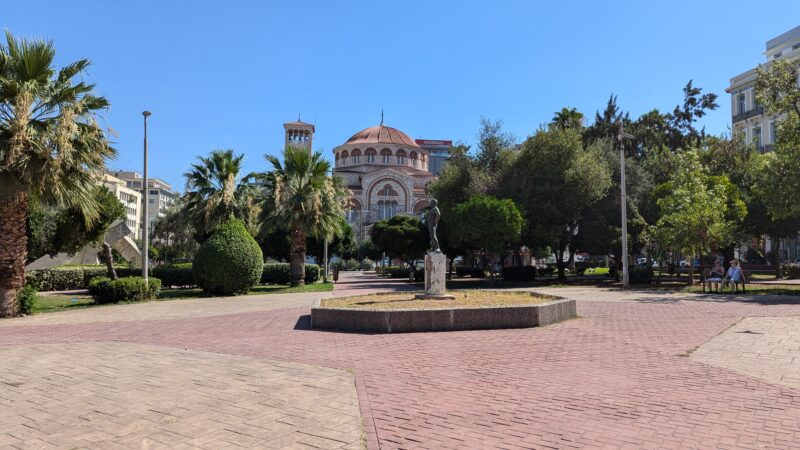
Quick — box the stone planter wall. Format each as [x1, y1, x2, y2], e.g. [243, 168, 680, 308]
[311, 298, 576, 333]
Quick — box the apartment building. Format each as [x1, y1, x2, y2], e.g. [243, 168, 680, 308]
[101, 174, 142, 240]
[726, 26, 800, 151]
[106, 170, 179, 238]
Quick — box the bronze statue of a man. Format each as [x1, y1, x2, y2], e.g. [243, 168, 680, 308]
[427, 199, 441, 252]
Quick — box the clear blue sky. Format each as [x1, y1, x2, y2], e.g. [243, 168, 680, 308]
[5, 1, 799, 190]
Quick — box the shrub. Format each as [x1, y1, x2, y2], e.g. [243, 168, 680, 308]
[332, 258, 373, 271]
[538, 265, 556, 276]
[153, 263, 195, 288]
[629, 267, 653, 284]
[88, 276, 161, 304]
[261, 263, 320, 285]
[783, 263, 800, 280]
[18, 286, 37, 315]
[455, 266, 485, 278]
[384, 266, 423, 281]
[193, 218, 263, 295]
[501, 266, 536, 282]
[25, 265, 140, 291]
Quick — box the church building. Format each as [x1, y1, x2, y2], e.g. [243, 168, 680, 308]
[283, 117, 442, 239]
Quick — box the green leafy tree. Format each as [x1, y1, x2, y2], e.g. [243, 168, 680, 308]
[497, 128, 612, 280]
[474, 118, 515, 175]
[656, 151, 741, 284]
[449, 195, 524, 278]
[370, 215, 427, 268]
[0, 32, 114, 316]
[261, 146, 348, 286]
[755, 58, 800, 221]
[151, 203, 198, 263]
[183, 149, 260, 240]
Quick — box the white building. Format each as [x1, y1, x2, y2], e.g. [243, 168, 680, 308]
[727, 25, 800, 261]
[105, 170, 179, 239]
[726, 25, 800, 151]
[101, 174, 142, 240]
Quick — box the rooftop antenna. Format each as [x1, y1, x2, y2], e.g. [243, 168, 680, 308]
[380, 109, 384, 125]
[298, 112, 301, 122]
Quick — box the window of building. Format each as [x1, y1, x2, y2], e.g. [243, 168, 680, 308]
[367, 154, 375, 163]
[150, 190, 158, 195]
[397, 155, 405, 165]
[352, 155, 359, 164]
[774, 52, 782, 59]
[737, 93, 746, 114]
[770, 121, 777, 145]
[753, 124, 762, 147]
[794, 43, 800, 50]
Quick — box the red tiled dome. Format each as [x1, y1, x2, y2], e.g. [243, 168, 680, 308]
[344, 125, 419, 147]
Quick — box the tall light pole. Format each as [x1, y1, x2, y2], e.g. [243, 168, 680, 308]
[142, 111, 151, 282]
[618, 123, 634, 289]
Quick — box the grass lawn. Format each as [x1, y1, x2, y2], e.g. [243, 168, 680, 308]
[158, 282, 333, 299]
[320, 290, 557, 310]
[682, 284, 800, 296]
[33, 282, 333, 314]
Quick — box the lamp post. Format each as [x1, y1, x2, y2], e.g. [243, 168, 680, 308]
[618, 123, 634, 289]
[142, 111, 151, 282]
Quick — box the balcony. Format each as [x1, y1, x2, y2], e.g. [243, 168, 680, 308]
[732, 105, 764, 124]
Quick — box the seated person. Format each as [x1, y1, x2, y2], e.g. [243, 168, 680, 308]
[705, 260, 725, 292]
[723, 259, 746, 290]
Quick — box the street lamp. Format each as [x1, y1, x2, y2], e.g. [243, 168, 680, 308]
[618, 122, 634, 289]
[142, 111, 151, 282]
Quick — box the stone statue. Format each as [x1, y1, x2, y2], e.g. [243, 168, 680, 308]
[426, 199, 441, 252]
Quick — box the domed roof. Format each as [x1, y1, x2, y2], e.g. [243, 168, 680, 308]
[344, 124, 419, 148]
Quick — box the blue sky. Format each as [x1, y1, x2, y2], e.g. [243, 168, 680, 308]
[5, 1, 799, 190]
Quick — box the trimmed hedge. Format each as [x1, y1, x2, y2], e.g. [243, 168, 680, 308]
[501, 266, 536, 282]
[261, 263, 321, 285]
[193, 218, 263, 295]
[88, 276, 161, 304]
[152, 263, 195, 288]
[25, 265, 140, 291]
[455, 266, 485, 278]
[383, 266, 423, 281]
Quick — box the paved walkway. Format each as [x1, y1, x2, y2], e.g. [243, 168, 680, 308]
[3, 273, 800, 448]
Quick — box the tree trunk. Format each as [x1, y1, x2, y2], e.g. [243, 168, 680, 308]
[289, 228, 306, 286]
[102, 242, 118, 280]
[0, 191, 29, 317]
[687, 253, 695, 285]
[772, 236, 783, 280]
[556, 249, 566, 281]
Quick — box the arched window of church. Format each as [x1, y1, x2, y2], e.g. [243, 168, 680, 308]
[396, 149, 407, 166]
[351, 149, 361, 164]
[409, 151, 418, 168]
[366, 148, 376, 164]
[341, 150, 349, 165]
[380, 148, 392, 164]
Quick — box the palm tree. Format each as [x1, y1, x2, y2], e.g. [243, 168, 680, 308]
[0, 32, 114, 316]
[183, 149, 260, 240]
[551, 107, 585, 131]
[262, 147, 349, 286]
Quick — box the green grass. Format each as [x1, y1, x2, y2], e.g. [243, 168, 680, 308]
[683, 283, 800, 296]
[33, 295, 95, 314]
[31, 282, 333, 314]
[158, 282, 333, 299]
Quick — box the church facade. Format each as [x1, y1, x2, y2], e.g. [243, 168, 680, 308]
[283, 118, 441, 239]
[332, 123, 437, 235]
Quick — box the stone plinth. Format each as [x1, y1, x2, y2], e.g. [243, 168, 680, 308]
[417, 251, 453, 300]
[310, 298, 577, 333]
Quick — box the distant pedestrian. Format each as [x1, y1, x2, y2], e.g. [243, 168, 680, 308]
[705, 260, 724, 292]
[723, 259, 746, 291]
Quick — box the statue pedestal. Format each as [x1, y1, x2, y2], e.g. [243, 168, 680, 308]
[416, 251, 454, 300]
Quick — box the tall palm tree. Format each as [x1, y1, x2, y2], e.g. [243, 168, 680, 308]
[183, 149, 260, 239]
[0, 32, 114, 316]
[262, 147, 349, 286]
[551, 107, 585, 131]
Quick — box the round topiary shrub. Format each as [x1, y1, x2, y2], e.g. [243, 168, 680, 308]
[193, 217, 263, 295]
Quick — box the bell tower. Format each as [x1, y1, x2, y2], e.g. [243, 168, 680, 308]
[284, 116, 315, 153]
